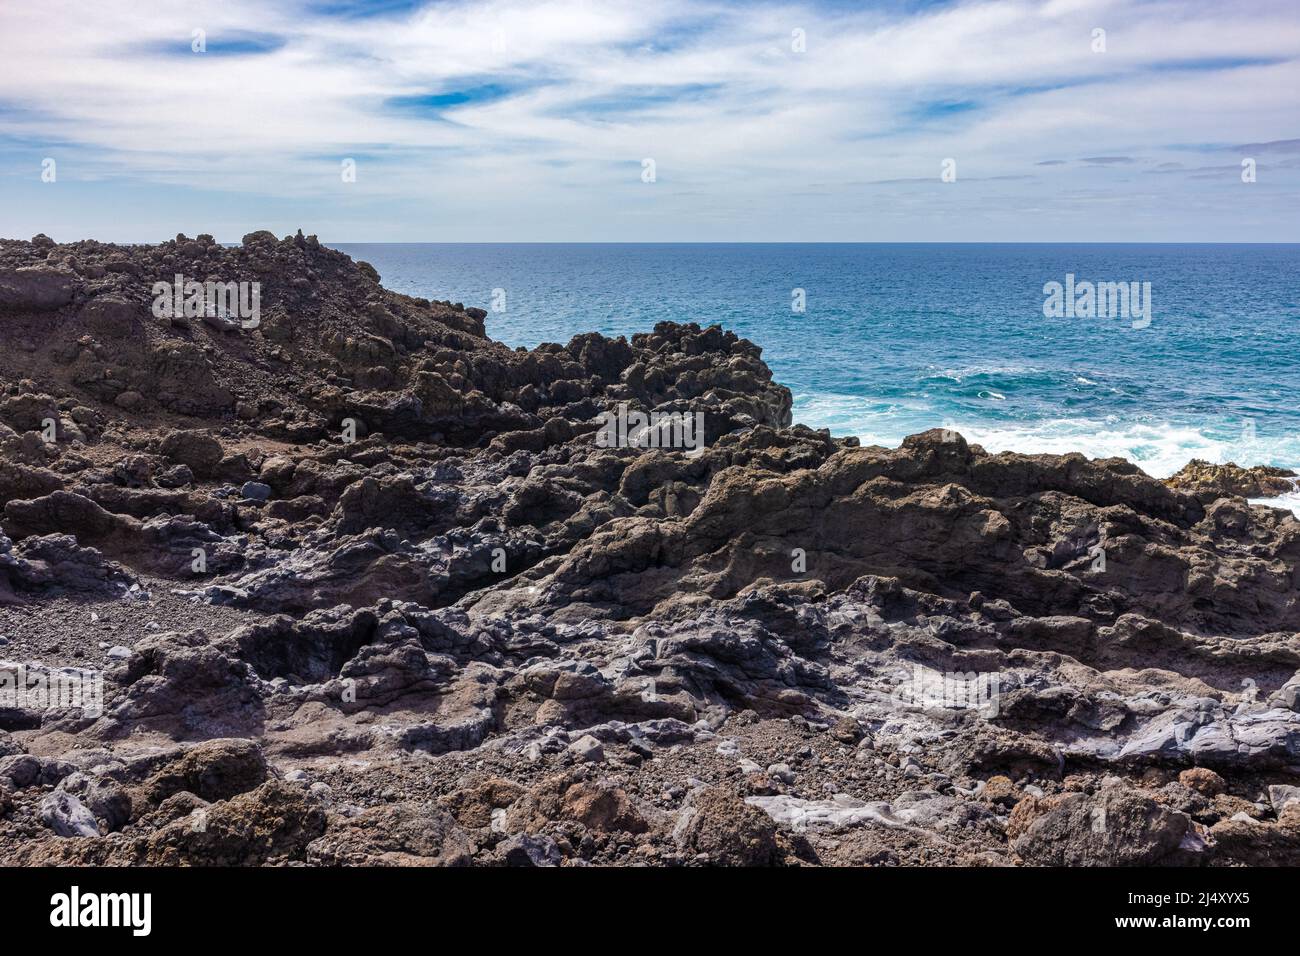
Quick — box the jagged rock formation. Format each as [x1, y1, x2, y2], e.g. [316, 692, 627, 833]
[1, 232, 1297, 867]
[1165, 459, 1298, 503]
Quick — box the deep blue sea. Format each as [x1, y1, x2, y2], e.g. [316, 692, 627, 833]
[333, 243, 1300, 510]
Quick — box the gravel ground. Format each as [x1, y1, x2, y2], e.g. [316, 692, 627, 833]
[0, 577, 258, 669]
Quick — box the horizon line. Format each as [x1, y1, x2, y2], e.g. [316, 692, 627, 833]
[21, 238, 1296, 247]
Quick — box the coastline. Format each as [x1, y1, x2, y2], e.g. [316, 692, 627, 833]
[335, 241, 1300, 508]
[825, 422, 1300, 517]
[1, 232, 1298, 868]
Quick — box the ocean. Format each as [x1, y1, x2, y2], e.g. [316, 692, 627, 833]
[332, 243, 1300, 512]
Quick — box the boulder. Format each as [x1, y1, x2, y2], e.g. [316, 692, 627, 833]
[676, 787, 780, 866]
[1012, 789, 1200, 867]
[0, 266, 78, 310]
[159, 430, 224, 478]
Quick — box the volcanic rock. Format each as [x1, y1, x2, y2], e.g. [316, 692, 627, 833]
[2, 231, 1299, 867]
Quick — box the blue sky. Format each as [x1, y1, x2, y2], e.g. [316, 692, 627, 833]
[1, 0, 1297, 242]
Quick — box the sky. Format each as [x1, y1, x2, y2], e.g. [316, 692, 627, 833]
[1, 0, 1297, 242]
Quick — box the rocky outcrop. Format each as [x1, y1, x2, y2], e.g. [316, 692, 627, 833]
[0, 263, 77, 311]
[1, 232, 1298, 868]
[1166, 459, 1297, 502]
[1010, 787, 1202, 866]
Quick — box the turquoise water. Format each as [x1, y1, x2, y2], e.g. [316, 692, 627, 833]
[333, 243, 1300, 501]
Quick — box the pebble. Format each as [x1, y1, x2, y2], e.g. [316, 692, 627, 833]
[981, 775, 1016, 803]
[830, 716, 863, 744]
[1179, 767, 1226, 796]
[39, 791, 100, 838]
[1268, 784, 1300, 815]
[567, 734, 605, 763]
[105, 646, 131, 660]
[767, 763, 796, 784]
[241, 481, 273, 501]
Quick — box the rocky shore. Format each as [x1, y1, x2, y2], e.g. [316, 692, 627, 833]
[1, 231, 1298, 867]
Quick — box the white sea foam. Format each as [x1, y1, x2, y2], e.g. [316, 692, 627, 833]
[791, 395, 1300, 506]
[930, 364, 1042, 383]
[1249, 492, 1300, 517]
[940, 419, 1235, 478]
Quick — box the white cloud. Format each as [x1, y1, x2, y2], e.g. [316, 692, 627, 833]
[1, 0, 1297, 240]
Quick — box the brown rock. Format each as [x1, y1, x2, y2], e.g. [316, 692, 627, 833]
[1213, 794, 1263, 820]
[0, 265, 78, 310]
[144, 738, 268, 804]
[1165, 459, 1296, 502]
[1178, 767, 1226, 797]
[1012, 788, 1198, 867]
[438, 777, 524, 828]
[307, 802, 474, 866]
[559, 781, 648, 834]
[504, 772, 647, 836]
[830, 716, 863, 744]
[1208, 814, 1300, 865]
[676, 787, 780, 866]
[1006, 794, 1066, 842]
[159, 430, 225, 478]
[141, 780, 326, 865]
[982, 775, 1016, 805]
